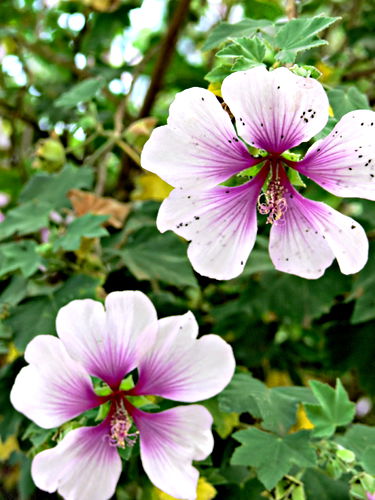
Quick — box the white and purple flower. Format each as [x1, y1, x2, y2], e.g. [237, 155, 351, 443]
[141, 66, 375, 280]
[10, 291, 235, 500]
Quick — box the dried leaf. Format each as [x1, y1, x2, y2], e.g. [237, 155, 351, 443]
[68, 189, 131, 228]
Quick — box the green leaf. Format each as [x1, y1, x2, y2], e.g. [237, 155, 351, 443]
[54, 214, 109, 251]
[20, 164, 94, 210]
[275, 16, 340, 63]
[55, 78, 105, 108]
[217, 37, 266, 68]
[219, 373, 299, 435]
[231, 428, 316, 490]
[305, 379, 355, 438]
[361, 446, 375, 475]
[204, 64, 232, 83]
[0, 200, 51, 241]
[337, 424, 375, 460]
[351, 243, 375, 324]
[113, 228, 197, 288]
[328, 87, 371, 120]
[0, 241, 42, 278]
[203, 19, 273, 51]
[0, 275, 28, 309]
[6, 295, 56, 350]
[302, 469, 350, 500]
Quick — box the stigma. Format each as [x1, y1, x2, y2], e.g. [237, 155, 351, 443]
[108, 402, 138, 449]
[257, 177, 287, 224]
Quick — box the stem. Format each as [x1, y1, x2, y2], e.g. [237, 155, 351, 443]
[286, 0, 297, 19]
[138, 0, 192, 118]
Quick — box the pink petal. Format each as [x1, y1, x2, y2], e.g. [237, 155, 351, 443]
[141, 87, 260, 190]
[133, 311, 235, 401]
[56, 291, 158, 388]
[221, 66, 329, 154]
[10, 336, 100, 428]
[132, 405, 213, 500]
[157, 169, 267, 280]
[269, 185, 368, 279]
[294, 110, 375, 200]
[31, 422, 122, 500]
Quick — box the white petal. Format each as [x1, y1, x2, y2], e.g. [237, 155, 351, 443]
[157, 170, 267, 280]
[32, 423, 122, 500]
[56, 291, 158, 388]
[221, 66, 329, 154]
[141, 87, 260, 189]
[295, 110, 375, 200]
[133, 405, 213, 500]
[133, 311, 235, 402]
[269, 186, 368, 278]
[10, 335, 99, 428]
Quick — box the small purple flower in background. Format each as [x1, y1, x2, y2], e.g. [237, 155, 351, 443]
[10, 291, 235, 500]
[367, 492, 375, 500]
[142, 66, 375, 280]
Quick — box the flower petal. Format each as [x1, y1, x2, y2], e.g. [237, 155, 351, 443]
[294, 110, 375, 200]
[10, 335, 99, 428]
[31, 422, 122, 500]
[141, 87, 260, 190]
[157, 169, 267, 280]
[133, 311, 235, 401]
[221, 66, 329, 154]
[132, 405, 213, 500]
[269, 184, 368, 279]
[56, 291, 158, 388]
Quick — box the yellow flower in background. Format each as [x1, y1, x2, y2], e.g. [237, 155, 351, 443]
[289, 404, 314, 433]
[0, 435, 19, 461]
[153, 477, 217, 500]
[131, 172, 172, 202]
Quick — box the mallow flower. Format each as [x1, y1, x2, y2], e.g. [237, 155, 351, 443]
[10, 291, 235, 500]
[141, 66, 375, 280]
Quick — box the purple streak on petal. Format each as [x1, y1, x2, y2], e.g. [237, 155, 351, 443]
[133, 311, 235, 402]
[221, 66, 329, 154]
[269, 176, 368, 279]
[157, 166, 268, 280]
[57, 291, 158, 389]
[10, 335, 100, 429]
[141, 87, 261, 190]
[293, 110, 375, 200]
[32, 421, 122, 500]
[132, 405, 213, 500]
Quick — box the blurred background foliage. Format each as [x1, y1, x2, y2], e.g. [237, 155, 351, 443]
[0, 0, 375, 499]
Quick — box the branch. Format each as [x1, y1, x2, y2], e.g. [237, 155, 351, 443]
[286, 0, 297, 19]
[138, 0, 192, 118]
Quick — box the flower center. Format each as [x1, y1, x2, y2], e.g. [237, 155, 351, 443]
[108, 401, 138, 449]
[257, 177, 287, 225]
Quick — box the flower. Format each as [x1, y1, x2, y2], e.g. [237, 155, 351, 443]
[10, 291, 235, 500]
[367, 493, 375, 500]
[141, 66, 375, 280]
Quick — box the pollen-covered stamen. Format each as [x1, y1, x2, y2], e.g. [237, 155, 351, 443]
[257, 177, 287, 225]
[108, 401, 138, 449]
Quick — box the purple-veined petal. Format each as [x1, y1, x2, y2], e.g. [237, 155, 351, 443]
[293, 110, 375, 200]
[141, 87, 260, 190]
[157, 168, 268, 280]
[221, 66, 329, 154]
[132, 405, 213, 500]
[56, 291, 158, 389]
[269, 183, 368, 279]
[31, 422, 121, 500]
[133, 311, 235, 402]
[10, 335, 100, 428]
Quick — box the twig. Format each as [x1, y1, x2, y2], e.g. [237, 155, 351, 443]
[116, 139, 141, 166]
[139, 0, 192, 118]
[286, 0, 297, 19]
